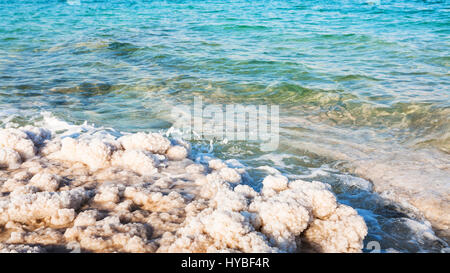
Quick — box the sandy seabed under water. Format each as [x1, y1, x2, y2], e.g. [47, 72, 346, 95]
[0, 123, 367, 253]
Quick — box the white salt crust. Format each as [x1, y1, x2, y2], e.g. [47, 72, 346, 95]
[0, 127, 367, 253]
[0, 243, 47, 253]
[0, 148, 22, 170]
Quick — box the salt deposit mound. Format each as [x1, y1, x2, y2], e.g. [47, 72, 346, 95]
[0, 126, 367, 253]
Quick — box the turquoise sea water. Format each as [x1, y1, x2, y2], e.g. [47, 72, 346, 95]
[0, 0, 449, 252]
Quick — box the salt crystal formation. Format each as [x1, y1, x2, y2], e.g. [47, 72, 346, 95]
[0, 127, 367, 253]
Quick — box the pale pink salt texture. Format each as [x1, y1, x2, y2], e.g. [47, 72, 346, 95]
[0, 126, 367, 253]
[0, 148, 22, 169]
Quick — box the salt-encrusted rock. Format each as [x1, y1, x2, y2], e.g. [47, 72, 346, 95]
[218, 167, 242, 183]
[289, 180, 337, 219]
[119, 132, 171, 154]
[29, 172, 61, 192]
[111, 150, 159, 176]
[185, 163, 205, 174]
[124, 185, 186, 214]
[209, 180, 249, 212]
[20, 160, 44, 175]
[0, 188, 92, 227]
[0, 243, 47, 253]
[161, 208, 275, 253]
[94, 184, 125, 203]
[9, 185, 39, 197]
[304, 204, 368, 253]
[0, 125, 368, 253]
[0, 148, 22, 169]
[8, 227, 64, 245]
[50, 138, 118, 171]
[73, 210, 100, 227]
[39, 139, 62, 156]
[249, 183, 311, 252]
[261, 175, 288, 197]
[208, 159, 227, 170]
[166, 145, 188, 161]
[48, 137, 117, 171]
[64, 215, 155, 253]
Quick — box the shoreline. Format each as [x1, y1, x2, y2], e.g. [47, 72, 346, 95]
[0, 123, 368, 253]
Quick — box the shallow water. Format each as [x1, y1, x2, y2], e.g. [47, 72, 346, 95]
[0, 0, 449, 252]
